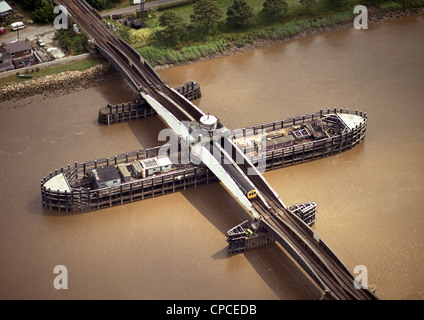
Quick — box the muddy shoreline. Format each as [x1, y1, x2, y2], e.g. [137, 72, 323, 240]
[154, 6, 424, 70]
[1, 6, 422, 104]
[0, 63, 120, 106]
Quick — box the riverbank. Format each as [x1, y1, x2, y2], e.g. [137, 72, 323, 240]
[0, 62, 120, 105]
[0, 6, 422, 103]
[152, 5, 424, 70]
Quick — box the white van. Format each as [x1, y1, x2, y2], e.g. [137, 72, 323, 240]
[132, 0, 142, 4]
[11, 22, 25, 31]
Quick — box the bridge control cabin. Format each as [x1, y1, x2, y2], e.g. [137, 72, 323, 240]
[91, 166, 121, 189]
[266, 135, 295, 151]
[132, 156, 173, 178]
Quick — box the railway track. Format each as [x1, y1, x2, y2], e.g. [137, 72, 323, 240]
[54, 0, 378, 300]
[56, 0, 200, 124]
[251, 182, 377, 299]
[228, 137, 377, 299]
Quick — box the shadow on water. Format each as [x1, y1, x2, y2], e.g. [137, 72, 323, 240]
[178, 183, 322, 300]
[83, 93, 322, 299]
[38, 73, 322, 298]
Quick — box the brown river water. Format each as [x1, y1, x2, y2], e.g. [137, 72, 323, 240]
[1, 14, 423, 300]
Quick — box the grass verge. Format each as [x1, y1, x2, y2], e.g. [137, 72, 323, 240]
[0, 57, 105, 88]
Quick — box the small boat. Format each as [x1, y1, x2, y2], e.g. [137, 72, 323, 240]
[18, 74, 33, 79]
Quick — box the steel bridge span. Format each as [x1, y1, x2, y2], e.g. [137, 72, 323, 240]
[55, 0, 378, 300]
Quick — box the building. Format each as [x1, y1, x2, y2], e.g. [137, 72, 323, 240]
[6, 40, 33, 58]
[5, 40, 36, 69]
[91, 166, 121, 189]
[34, 49, 51, 63]
[0, 1, 12, 17]
[139, 156, 173, 178]
[117, 164, 132, 183]
[131, 156, 173, 178]
[0, 46, 14, 72]
[266, 135, 295, 151]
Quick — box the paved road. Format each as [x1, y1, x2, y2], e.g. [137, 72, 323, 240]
[100, 0, 181, 17]
[0, 24, 55, 44]
[0, 0, 181, 46]
[0, 0, 181, 44]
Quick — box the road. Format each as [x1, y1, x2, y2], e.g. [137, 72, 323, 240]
[0, 0, 181, 43]
[99, 0, 182, 17]
[0, 24, 55, 44]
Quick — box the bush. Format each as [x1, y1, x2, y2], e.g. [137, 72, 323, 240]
[300, 0, 318, 10]
[137, 40, 231, 66]
[399, 0, 424, 8]
[190, 0, 223, 35]
[128, 28, 153, 48]
[262, 0, 289, 21]
[56, 26, 89, 55]
[86, 0, 107, 10]
[157, 10, 187, 47]
[226, 0, 256, 29]
[157, 0, 198, 11]
[32, 2, 55, 23]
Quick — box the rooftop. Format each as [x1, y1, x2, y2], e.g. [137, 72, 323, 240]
[6, 40, 32, 54]
[91, 166, 121, 183]
[0, 46, 10, 59]
[0, 1, 12, 15]
[140, 156, 172, 169]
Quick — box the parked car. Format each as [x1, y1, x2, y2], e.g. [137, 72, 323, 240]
[38, 39, 45, 47]
[11, 21, 25, 31]
[0, 27, 7, 35]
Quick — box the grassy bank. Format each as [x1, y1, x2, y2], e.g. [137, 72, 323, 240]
[109, 0, 424, 67]
[0, 57, 105, 88]
[2, 0, 422, 89]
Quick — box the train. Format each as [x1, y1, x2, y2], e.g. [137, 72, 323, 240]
[211, 141, 258, 200]
[223, 162, 257, 200]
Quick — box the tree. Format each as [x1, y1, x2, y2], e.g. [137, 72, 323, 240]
[157, 10, 187, 47]
[32, 2, 55, 23]
[262, 0, 289, 21]
[329, 0, 349, 7]
[299, 0, 317, 11]
[226, 0, 256, 29]
[16, 0, 49, 11]
[17, 0, 56, 23]
[86, 0, 107, 11]
[190, 0, 223, 34]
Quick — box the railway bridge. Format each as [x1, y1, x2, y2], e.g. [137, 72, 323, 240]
[55, 0, 378, 300]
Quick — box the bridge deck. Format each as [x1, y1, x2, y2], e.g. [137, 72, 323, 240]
[56, 0, 378, 300]
[223, 138, 377, 299]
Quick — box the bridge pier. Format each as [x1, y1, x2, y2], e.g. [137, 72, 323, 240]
[226, 202, 317, 254]
[98, 81, 201, 125]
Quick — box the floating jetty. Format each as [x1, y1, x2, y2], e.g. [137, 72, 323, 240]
[227, 220, 275, 254]
[47, 0, 377, 299]
[41, 108, 367, 213]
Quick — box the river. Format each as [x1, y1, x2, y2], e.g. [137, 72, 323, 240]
[0, 13, 423, 300]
